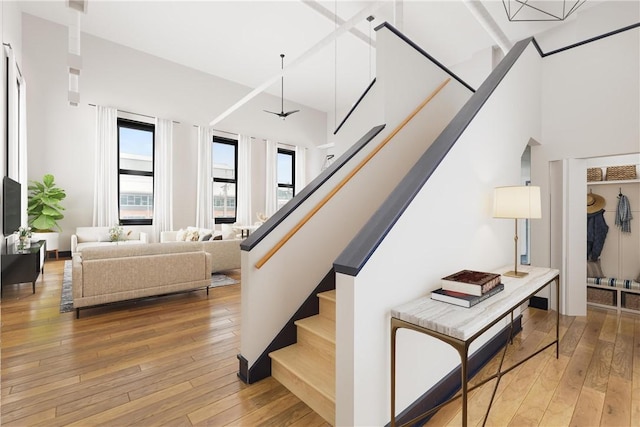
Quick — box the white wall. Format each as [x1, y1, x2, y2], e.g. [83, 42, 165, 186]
[449, 46, 492, 91]
[240, 25, 473, 368]
[531, 26, 640, 311]
[3, 1, 21, 64]
[535, 1, 640, 52]
[1, 1, 23, 243]
[336, 44, 543, 426]
[22, 13, 327, 249]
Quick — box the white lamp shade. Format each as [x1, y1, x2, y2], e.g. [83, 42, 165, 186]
[493, 186, 541, 219]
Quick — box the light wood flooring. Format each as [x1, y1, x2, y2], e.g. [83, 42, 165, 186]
[1, 259, 639, 426]
[1, 259, 329, 426]
[424, 299, 640, 426]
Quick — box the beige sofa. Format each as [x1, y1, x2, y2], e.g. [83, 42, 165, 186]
[71, 226, 148, 254]
[160, 230, 241, 273]
[72, 242, 212, 317]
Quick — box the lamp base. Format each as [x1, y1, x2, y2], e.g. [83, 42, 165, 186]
[503, 270, 528, 278]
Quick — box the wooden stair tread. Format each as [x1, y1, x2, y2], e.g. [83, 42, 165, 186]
[270, 344, 335, 403]
[317, 289, 336, 303]
[295, 315, 335, 344]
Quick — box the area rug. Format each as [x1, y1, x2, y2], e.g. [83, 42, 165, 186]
[60, 260, 239, 313]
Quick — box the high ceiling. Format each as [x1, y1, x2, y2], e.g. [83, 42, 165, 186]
[18, 0, 638, 124]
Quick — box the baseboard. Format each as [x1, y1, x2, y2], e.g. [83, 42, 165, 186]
[389, 315, 523, 427]
[529, 296, 548, 310]
[237, 354, 249, 383]
[237, 269, 336, 384]
[52, 250, 72, 259]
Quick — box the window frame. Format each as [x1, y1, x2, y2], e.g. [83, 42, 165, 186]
[277, 147, 296, 207]
[117, 118, 155, 226]
[212, 136, 238, 225]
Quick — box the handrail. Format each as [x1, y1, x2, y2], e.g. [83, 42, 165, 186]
[535, 22, 640, 57]
[255, 77, 452, 269]
[334, 37, 534, 277]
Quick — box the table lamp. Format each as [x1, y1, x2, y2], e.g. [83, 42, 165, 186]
[493, 185, 541, 277]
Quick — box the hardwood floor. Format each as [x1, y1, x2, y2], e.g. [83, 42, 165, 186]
[1, 259, 329, 426]
[2, 259, 639, 426]
[424, 300, 640, 426]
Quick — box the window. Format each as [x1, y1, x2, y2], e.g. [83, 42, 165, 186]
[277, 148, 295, 210]
[117, 118, 154, 225]
[212, 136, 238, 224]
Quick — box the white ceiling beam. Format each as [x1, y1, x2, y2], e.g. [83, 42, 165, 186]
[300, 0, 375, 48]
[462, 0, 512, 54]
[209, 1, 387, 127]
[394, 0, 404, 32]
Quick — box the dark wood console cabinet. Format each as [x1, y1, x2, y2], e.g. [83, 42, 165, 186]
[1, 240, 46, 296]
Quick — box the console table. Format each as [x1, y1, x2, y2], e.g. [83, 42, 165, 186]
[390, 266, 560, 427]
[1, 240, 46, 296]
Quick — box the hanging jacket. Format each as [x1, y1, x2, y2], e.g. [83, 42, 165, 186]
[587, 209, 608, 261]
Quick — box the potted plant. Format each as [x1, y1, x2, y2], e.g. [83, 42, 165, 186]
[27, 174, 66, 253]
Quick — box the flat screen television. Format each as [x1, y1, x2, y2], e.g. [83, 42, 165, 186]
[3, 176, 22, 236]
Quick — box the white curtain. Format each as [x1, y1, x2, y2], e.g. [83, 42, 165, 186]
[17, 70, 28, 226]
[237, 134, 252, 225]
[265, 139, 278, 216]
[152, 118, 173, 242]
[295, 146, 307, 195]
[196, 126, 213, 229]
[5, 45, 18, 181]
[93, 106, 119, 226]
[18, 77, 27, 188]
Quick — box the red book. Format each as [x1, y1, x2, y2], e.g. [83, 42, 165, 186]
[441, 270, 501, 296]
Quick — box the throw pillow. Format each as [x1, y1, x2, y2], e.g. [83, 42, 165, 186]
[198, 228, 212, 237]
[184, 229, 200, 242]
[199, 233, 212, 241]
[587, 260, 605, 278]
[211, 234, 223, 241]
[176, 228, 187, 241]
[97, 232, 111, 242]
[221, 224, 236, 240]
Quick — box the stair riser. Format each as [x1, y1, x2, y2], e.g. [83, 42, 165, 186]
[272, 359, 335, 425]
[297, 329, 335, 369]
[319, 298, 335, 322]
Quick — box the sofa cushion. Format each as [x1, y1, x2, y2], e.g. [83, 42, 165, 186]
[97, 232, 112, 242]
[76, 226, 142, 243]
[81, 251, 210, 297]
[81, 242, 204, 260]
[76, 227, 108, 243]
[76, 240, 145, 254]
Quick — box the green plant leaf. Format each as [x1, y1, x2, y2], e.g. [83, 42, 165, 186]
[27, 174, 65, 232]
[32, 215, 56, 231]
[43, 174, 54, 187]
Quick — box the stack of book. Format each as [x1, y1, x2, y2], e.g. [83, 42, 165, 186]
[431, 269, 504, 308]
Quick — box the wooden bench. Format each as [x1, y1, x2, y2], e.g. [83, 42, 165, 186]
[586, 277, 640, 313]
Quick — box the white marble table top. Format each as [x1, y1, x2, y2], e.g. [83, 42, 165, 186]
[391, 266, 559, 341]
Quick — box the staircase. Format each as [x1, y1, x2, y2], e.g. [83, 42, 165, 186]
[269, 290, 336, 425]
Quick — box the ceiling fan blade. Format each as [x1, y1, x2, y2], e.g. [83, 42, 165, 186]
[263, 110, 282, 116]
[282, 110, 300, 117]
